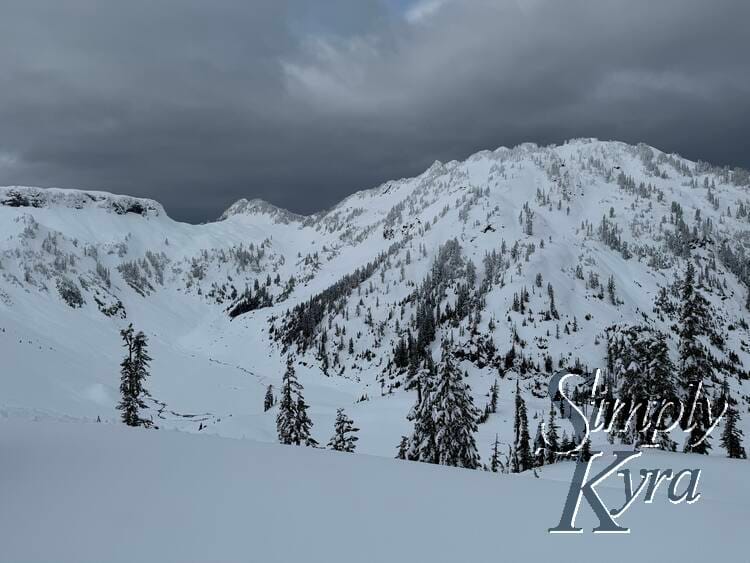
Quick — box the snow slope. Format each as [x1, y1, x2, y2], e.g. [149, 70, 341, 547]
[1, 138, 749, 458]
[2, 420, 747, 563]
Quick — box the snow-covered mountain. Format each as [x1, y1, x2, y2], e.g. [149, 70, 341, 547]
[2, 138, 749, 457]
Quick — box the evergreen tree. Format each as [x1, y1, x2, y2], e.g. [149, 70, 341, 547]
[263, 385, 274, 412]
[547, 283, 559, 319]
[533, 421, 545, 467]
[431, 348, 481, 468]
[560, 431, 572, 457]
[608, 325, 679, 447]
[545, 404, 560, 464]
[578, 438, 593, 463]
[488, 379, 499, 414]
[720, 383, 747, 459]
[646, 332, 677, 401]
[721, 401, 746, 459]
[117, 324, 153, 428]
[296, 396, 318, 447]
[276, 357, 317, 446]
[512, 380, 532, 472]
[683, 400, 711, 455]
[277, 357, 300, 444]
[396, 436, 409, 460]
[647, 334, 679, 450]
[404, 352, 422, 404]
[328, 408, 359, 452]
[678, 262, 712, 398]
[489, 434, 502, 473]
[614, 332, 648, 445]
[406, 373, 438, 464]
[408, 346, 480, 468]
[607, 275, 617, 304]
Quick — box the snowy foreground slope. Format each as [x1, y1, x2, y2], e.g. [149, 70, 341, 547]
[2, 420, 748, 563]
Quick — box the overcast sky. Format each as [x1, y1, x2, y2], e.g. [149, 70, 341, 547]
[1, 0, 748, 222]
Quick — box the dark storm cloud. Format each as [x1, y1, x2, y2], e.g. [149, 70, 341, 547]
[1, 0, 748, 222]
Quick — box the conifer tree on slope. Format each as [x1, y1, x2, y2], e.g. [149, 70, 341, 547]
[296, 396, 318, 447]
[117, 324, 153, 427]
[720, 382, 747, 459]
[407, 345, 480, 468]
[489, 434, 502, 473]
[646, 332, 677, 402]
[683, 399, 712, 455]
[430, 346, 481, 469]
[396, 436, 409, 460]
[646, 334, 678, 450]
[574, 437, 592, 463]
[617, 332, 648, 445]
[533, 421, 545, 467]
[276, 357, 317, 446]
[328, 408, 359, 452]
[511, 379, 532, 473]
[678, 262, 712, 401]
[263, 385, 274, 412]
[404, 354, 420, 402]
[404, 350, 431, 406]
[276, 357, 300, 444]
[488, 379, 499, 414]
[545, 403, 560, 465]
[406, 371, 438, 464]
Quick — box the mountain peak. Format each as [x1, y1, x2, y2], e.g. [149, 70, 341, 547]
[0, 186, 164, 218]
[218, 197, 304, 223]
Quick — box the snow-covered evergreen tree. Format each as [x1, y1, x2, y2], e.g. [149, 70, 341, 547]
[431, 348, 481, 468]
[487, 434, 500, 472]
[720, 382, 747, 459]
[405, 380, 438, 464]
[533, 421, 545, 467]
[328, 408, 359, 452]
[276, 357, 317, 446]
[607, 325, 680, 447]
[488, 379, 499, 414]
[511, 380, 532, 472]
[407, 345, 480, 469]
[544, 403, 560, 464]
[396, 436, 408, 460]
[578, 438, 593, 462]
[646, 332, 678, 402]
[117, 324, 153, 427]
[295, 397, 317, 447]
[678, 262, 712, 397]
[263, 385, 274, 412]
[683, 400, 712, 455]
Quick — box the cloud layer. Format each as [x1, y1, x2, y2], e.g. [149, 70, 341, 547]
[1, 0, 748, 221]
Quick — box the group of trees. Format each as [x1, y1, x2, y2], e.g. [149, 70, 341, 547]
[598, 213, 632, 260]
[488, 386, 591, 474]
[227, 282, 274, 318]
[273, 357, 360, 452]
[115, 258, 746, 466]
[273, 247, 398, 352]
[604, 262, 745, 458]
